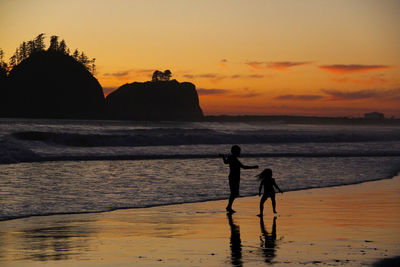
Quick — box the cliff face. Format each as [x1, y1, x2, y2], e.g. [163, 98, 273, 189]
[105, 80, 203, 121]
[4, 51, 105, 119]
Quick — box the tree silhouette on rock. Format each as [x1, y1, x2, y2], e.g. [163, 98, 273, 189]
[6, 34, 95, 75]
[152, 70, 172, 82]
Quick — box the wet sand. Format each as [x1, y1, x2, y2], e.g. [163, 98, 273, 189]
[1, 176, 399, 266]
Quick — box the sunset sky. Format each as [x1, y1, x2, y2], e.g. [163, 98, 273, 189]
[1, 0, 399, 117]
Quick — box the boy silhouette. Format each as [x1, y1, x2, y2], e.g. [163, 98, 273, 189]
[221, 145, 258, 213]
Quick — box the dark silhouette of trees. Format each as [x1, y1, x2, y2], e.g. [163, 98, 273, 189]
[0, 49, 7, 77]
[48, 36, 69, 54]
[72, 49, 96, 75]
[4, 33, 95, 75]
[163, 69, 172, 81]
[72, 49, 79, 59]
[152, 69, 172, 82]
[34, 33, 46, 51]
[152, 70, 161, 82]
[48, 35, 59, 51]
[58, 39, 69, 55]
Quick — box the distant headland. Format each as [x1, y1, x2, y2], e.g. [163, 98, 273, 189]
[203, 115, 400, 125]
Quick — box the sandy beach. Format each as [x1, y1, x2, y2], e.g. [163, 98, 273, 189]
[1, 176, 399, 267]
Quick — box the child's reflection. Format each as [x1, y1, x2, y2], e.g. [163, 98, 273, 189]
[227, 213, 242, 267]
[259, 216, 278, 264]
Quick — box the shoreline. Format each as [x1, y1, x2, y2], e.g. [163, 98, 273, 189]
[1, 176, 399, 266]
[1, 174, 398, 223]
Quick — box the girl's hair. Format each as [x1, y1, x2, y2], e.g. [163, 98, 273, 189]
[256, 168, 272, 180]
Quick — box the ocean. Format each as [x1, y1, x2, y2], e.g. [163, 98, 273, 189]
[1, 118, 400, 221]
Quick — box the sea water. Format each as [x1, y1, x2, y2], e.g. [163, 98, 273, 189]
[0, 118, 399, 221]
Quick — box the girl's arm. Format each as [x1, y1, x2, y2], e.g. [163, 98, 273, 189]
[273, 180, 283, 193]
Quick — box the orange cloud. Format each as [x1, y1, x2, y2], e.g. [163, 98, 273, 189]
[275, 94, 324, 101]
[331, 75, 388, 85]
[103, 69, 154, 78]
[219, 59, 229, 69]
[266, 61, 312, 71]
[181, 73, 265, 83]
[230, 74, 264, 79]
[245, 61, 265, 70]
[319, 64, 392, 74]
[104, 70, 130, 77]
[100, 69, 155, 87]
[198, 88, 262, 98]
[197, 88, 229, 95]
[321, 88, 400, 101]
[182, 73, 227, 84]
[245, 61, 312, 71]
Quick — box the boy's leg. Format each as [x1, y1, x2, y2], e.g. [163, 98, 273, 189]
[226, 194, 235, 211]
[271, 195, 277, 213]
[227, 180, 239, 212]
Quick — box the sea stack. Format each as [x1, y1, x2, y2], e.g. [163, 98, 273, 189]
[105, 80, 203, 121]
[4, 51, 105, 119]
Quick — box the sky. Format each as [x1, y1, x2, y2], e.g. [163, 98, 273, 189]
[1, 0, 400, 117]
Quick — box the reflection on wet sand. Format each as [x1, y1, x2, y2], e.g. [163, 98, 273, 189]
[1, 176, 398, 266]
[227, 213, 242, 267]
[0, 218, 96, 262]
[259, 216, 278, 264]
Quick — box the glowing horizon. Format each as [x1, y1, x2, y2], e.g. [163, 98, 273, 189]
[1, 0, 399, 117]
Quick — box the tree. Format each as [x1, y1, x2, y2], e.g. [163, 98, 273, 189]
[34, 33, 46, 52]
[48, 36, 68, 54]
[48, 35, 59, 51]
[72, 49, 80, 60]
[152, 70, 162, 82]
[90, 58, 96, 75]
[27, 40, 36, 55]
[79, 51, 89, 66]
[9, 48, 19, 69]
[152, 70, 172, 82]
[0, 48, 7, 75]
[58, 39, 69, 54]
[162, 69, 172, 81]
[0, 49, 5, 67]
[6, 33, 96, 75]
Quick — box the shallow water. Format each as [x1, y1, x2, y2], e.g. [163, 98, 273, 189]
[1, 119, 399, 220]
[1, 156, 399, 221]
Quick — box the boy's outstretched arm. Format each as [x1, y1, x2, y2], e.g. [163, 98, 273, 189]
[243, 165, 259, 169]
[239, 160, 259, 169]
[258, 182, 263, 196]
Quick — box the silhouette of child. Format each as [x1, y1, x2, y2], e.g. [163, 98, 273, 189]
[220, 145, 258, 213]
[257, 169, 283, 216]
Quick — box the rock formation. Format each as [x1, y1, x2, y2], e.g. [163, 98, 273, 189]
[4, 51, 105, 118]
[105, 80, 203, 121]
